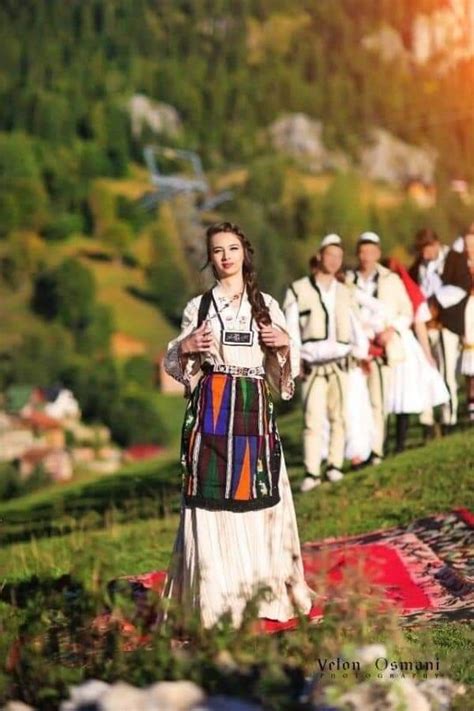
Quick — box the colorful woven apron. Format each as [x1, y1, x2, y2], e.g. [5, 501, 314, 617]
[180, 366, 281, 512]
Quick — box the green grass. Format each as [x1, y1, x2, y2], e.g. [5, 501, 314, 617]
[0, 403, 472, 707]
[0, 403, 471, 544]
[0, 394, 185, 544]
[0, 456, 182, 544]
[293, 429, 474, 541]
[0, 515, 178, 584]
[0, 403, 471, 565]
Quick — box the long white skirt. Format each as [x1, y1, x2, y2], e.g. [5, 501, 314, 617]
[388, 330, 449, 414]
[162, 456, 314, 628]
[461, 296, 474, 376]
[320, 367, 375, 462]
[345, 367, 375, 461]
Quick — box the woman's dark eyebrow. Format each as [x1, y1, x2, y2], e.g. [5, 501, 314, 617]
[212, 243, 240, 250]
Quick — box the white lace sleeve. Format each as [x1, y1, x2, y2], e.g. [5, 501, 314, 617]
[264, 296, 299, 401]
[163, 298, 200, 394]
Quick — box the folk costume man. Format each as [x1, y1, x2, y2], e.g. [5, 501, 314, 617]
[284, 234, 353, 491]
[346, 232, 413, 464]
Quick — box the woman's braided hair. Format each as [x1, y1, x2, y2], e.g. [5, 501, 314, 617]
[204, 221, 271, 326]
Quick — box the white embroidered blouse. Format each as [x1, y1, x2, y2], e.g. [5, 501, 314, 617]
[164, 284, 299, 400]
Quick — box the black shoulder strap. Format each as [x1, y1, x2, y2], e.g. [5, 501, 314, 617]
[373, 269, 380, 298]
[197, 289, 213, 327]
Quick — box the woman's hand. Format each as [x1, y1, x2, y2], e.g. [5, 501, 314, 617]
[180, 321, 213, 354]
[258, 324, 289, 351]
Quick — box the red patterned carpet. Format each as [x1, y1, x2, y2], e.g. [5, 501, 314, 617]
[101, 508, 473, 637]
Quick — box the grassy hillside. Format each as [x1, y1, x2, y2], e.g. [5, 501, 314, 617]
[77, 255, 174, 357]
[0, 404, 471, 553]
[1, 428, 472, 576]
[0, 166, 413, 361]
[0, 410, 472, 707]
[0, 233, 175, 358]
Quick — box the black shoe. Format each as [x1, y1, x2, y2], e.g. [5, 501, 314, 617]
[395, 414, 409, 453]
[422, 425, 435, 443]
[367, 452, 383, 466]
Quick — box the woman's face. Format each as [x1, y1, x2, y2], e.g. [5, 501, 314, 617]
[210, 231, 245, 279]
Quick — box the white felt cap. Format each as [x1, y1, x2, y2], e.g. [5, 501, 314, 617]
[358, 231, 381, 245]
[452, 236, 464, 253]
[320, 233, 342, 249]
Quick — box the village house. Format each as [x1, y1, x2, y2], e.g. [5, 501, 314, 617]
[123, 443, 165, 463]
[19, 446, 73, 482]
[21, 410, 66, 449]
[1, 383, 124, 481]
[43, 386, 81, 420]
[0, 415, 35, 462]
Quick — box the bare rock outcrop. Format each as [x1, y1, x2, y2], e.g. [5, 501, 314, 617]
[128, 94, 183, 139]
[360, 128, 437, 185]
[268, 113, 349, 173]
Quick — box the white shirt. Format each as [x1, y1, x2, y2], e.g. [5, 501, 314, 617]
[354, 289, 386, 340]
[165, 284, 300, 400]
[418, 246, 449, 298]
[354, 267, 412, 333]
[356, 270, 378, 297]
[284, 277, 352, 364]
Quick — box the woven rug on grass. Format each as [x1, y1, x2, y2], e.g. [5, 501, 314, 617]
[100, 508, 473, 638]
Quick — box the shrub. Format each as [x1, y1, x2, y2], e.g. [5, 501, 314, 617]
[88, 181, 117, 236]
[0, 464, 22, 501]
[4, 325, 75, 389]
[101, 220, 134, 261]
[245, 155, 288, 205]
[43, 212, 84, 241]
[0, 179, 49, 233]
[146, 210, 192, 325]
[122, 356, 154, 389]
[0, 463, 50, 502]
[31, 257, 112, 356]
[77, 303, 114, 357]
[107, 392, 167, 447]
[6, 230, 47, 278]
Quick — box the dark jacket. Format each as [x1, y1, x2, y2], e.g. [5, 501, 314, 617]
[408, 244, 449, 291]
[438, 250, 471, 336]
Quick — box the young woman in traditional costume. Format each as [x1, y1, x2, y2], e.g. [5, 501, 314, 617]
[162, 222, 314, 628]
